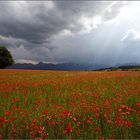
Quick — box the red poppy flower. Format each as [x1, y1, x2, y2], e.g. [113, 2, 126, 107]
[51, 121, 55, 127]
[30, 131, 35, 136]
[6, 110, 12, 117]
[100, 136, 104, 140]
[108, 120, 113, 124]
[66, 122, 72, 133]
[0, 134, 2, 140]
[43, 132, 49, 138]
[76, 130, 80, 136]
[125, 122, 132, 127]
[95, 127, 100, 132]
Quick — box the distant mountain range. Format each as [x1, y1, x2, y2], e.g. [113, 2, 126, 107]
[6, 62, 140, 71]
[7, 62, 108, 70]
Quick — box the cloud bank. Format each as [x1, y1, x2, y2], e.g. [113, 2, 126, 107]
[0, 1, 139, 65]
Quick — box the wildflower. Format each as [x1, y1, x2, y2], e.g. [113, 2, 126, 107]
[104, 112, 109, 119]
[86, 119, 92, 124]
[66, 122, 73, 133]
[12, 127, 16, 132]
[83, 105, 88, 108]
[33, 119, 38, 124]
[38, 126, 45, 134]
[33, 125, 38, 130]
[95, 113, 99, 117]
[108, 120, 113, 124]
[121, 104, 126, 109]
[35, 137, 42, 140]
[100, 136, 104, 140]
[38, 130, 43, 134]
[110, 137, 115, 140]
[46, 116, 52, 121]
[0, 117, 8, 123]
[77, 121, 82, 125]
[30, 131, 35, 136]
[43, 132, 49, 138]
[6, 110, 12, 117]
[125, 122, 132, 127]
[0, 134, 2, 140]
[10, 121, 14, 125]
[12, 117, 17, 121]
[40, 126, 45, 131]
[73, 117, 77, 121]
[75, 130, 80, 136]
[135, 103, 140, 108]
[11, 100, 15, 104]
[26, 125, 29, 129]
[51, 121, 55, 127]
[114, 120, 122, 127]
[95, 127, 100, 132]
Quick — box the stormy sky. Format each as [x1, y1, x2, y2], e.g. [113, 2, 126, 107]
[0, 1, 140, 65]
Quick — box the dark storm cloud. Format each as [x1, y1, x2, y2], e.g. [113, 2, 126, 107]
[0, 1, 112, 44]
[0, 1, 128, 63]
[0, 1, 57, 44]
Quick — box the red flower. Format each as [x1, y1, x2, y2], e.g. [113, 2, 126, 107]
[0, 117, 8, 123]
[66, 122, 73, 133]
[51, 121, 55, 127]
[38, 126, 45, 134]
[0, 134, 2, 140]
[46, 116, 52, 121]
[100, 136, 104, 140]
[95, 127, 100, 132]
[86, 119, 92, 124]
[12, 117, 17, 121]
[125, 122, 132, 127]
[110, 137, 115, 140]
[77, 121, 82, 125]
[6, 110, 12, 117]
[108, 120, 113, 124]
[33, 119, 38, 124]
[135, 103, 140, 108]
[95, 113, 99, 117]
[75, 130, 80, 136]
[43, 132, 49, 138]
[33, 125, 38, 130]
[73, 117, 77, 121]
[10, 121, 14, 125]
[35, 137, 42, 140]
[83, 105, 88, 108]
[12, 127, 16, 132]
[40, 126, 45, 131]
[121, 104, 127, 109]
[30, 131, 35, 136]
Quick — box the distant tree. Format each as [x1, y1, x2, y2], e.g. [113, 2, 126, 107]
[0, 46, 14, 68]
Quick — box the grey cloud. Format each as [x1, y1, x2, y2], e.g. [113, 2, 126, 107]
[0, 1, 60, 44]
[0, 1, 117, 45]
[116, 29, 140, 64]
[103, 2, 127, 21]
[9, 45, 53, 62]
[0, 1, 129, 64]
[122, 29, 140, 44]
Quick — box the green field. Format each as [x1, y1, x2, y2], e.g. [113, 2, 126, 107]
[0, 70, 140, 139]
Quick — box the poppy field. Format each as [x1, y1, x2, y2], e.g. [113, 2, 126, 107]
[0, 69, 140, 139]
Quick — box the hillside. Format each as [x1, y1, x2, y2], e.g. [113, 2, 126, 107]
[7, 62, 107, 70]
